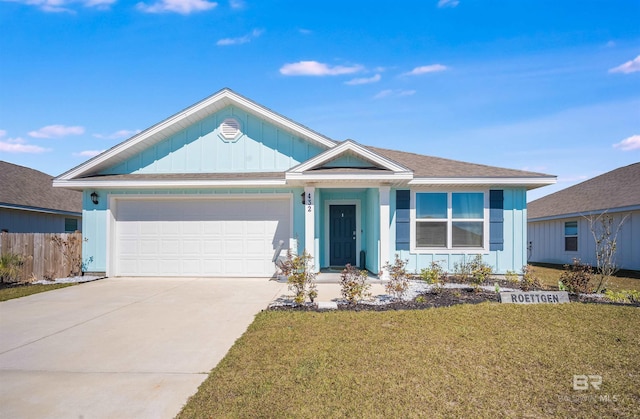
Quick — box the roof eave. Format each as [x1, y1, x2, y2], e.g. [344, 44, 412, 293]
[52, 178, 287, 189]
[409, 177, 557, 189]
[56, 88, 336, 181]
[528, 204, 640, 222]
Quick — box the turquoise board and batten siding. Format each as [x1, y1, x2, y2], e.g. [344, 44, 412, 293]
[81, 188, 305, 273]
[100, 106, 326, 175]
[390, 188, 528, 274]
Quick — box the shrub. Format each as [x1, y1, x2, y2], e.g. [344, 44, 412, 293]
[520, 265, 541, 291]
[280, 250, 318, 305]
[0, 253, 26, 284]
[559, 258, 594, 294]
[505, 270, 519, 285]
[383, 255, 410, 300]
[469, 255, 493, 290]
[340, 264, 371, 305]
[420, 261, 447, 284]
[604, 289, 640, 304]
[452, 259, 472, 282]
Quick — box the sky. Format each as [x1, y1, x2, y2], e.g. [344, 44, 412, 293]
[0, 0, 638, 201]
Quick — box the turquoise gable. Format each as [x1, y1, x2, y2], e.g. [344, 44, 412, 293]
[322, 153, 377, 168]
[100, 106, 327, 174]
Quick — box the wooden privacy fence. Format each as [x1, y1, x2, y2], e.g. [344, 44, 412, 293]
[0, 232, 83, 282]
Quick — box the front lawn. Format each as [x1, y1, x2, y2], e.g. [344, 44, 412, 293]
[0, 283, 76, 302]
[530, 263, 640, 292]
[179, 304, 639, 418]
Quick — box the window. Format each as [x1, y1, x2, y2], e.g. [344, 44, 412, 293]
[564, 221, 578, 251]
[414, 192, 485, 249]
[64, 218, 78, 233]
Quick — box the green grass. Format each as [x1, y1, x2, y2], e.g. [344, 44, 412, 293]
[529, 263, 640, 292]
[179, 304, 640, 418]
[0, 283, 76, 302]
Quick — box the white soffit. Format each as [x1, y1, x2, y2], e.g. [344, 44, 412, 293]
[56, 89, 336, 181]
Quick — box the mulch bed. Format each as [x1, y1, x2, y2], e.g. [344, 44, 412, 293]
[269, 285, 640, 312]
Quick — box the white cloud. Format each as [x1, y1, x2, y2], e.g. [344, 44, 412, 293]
[73, 149, 105, 157]
[605, 41, 616, 48]
[298, 28, 312, 35]
[4, 0, 115, 12]
[613, 134, 640, 151]
[279, 61, 363, 76]
[137, 0, 217, 14]
[437, 0, 459, 8]
[28, 124, 85, 138]
[609, 55, 640, 74]
[0, 137, 50, 153]
[93, 129, 141, 140]
[345, 74, 381, 85]
[0, 129, 6, 138]
[228, 0, 243, 8]
[403, 64, 448, 76]
[217, 29, 263, 46]
[373, 89, 416, 99]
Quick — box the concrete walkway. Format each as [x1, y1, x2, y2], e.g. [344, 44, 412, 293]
[0, 277, 286, 419]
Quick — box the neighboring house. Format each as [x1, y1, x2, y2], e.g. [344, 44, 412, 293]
[53, 88, 555, 278]
[1, 161, 82, 233]
[528, 163, 640, 271]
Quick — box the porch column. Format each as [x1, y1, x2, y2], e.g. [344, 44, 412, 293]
[379, 186, 390, 280]
[304, 186, 316, 269]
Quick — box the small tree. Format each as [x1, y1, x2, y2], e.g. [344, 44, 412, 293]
[280, 250, 318, 305]
[382, 255, 410, 300]
[585, 211, 629, 293]
[340, 264, 371, 305]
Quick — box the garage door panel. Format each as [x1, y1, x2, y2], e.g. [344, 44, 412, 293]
[114, 197, 290, 277]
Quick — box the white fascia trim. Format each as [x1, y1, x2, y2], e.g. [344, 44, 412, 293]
[528, 205, 640, 222]
[0, 203, 81, 217]
[53, 179, 286, 189]
[58, 89, 335, 181]
[286, 173, 413, 181]
[288, 140, 411, 174]
[409, 177, 557, 185]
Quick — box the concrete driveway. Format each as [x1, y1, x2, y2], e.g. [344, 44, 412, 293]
[0, 277, 286, 418]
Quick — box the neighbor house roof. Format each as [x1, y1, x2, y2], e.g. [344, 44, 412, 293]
[528, 162, 640, 220]
[0, 161, 82, 215]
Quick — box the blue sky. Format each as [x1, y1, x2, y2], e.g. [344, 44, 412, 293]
[0, 0, 638, 201]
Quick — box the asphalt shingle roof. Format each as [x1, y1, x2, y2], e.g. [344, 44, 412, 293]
[0, 161, 82, 214]
[528, 162, 640, 220]
[366, 145, 552, 178]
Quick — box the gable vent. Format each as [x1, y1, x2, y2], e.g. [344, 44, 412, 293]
[219, 118, 242, 141]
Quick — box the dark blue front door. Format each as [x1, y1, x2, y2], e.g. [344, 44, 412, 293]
[329, 205, 356, 266]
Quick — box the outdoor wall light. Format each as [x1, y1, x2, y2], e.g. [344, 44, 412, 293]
[91, 192, 99, 205]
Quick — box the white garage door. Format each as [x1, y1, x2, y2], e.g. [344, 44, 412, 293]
[114, 197, 290, 277]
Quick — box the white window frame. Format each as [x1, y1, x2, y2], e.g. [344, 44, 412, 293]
[564, 220, 578, 252]
[410, 189, 489, 254]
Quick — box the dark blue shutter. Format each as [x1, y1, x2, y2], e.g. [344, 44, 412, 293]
[396, 190, 410, 251]
[489, 190, 504, 251]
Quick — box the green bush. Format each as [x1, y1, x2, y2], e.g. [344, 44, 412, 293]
[340, 264, 371, 305]
[420, 261, 447, 284]
[0, 253, 26, 284]
[383, 255, 410, 300]
[469, 255, 493, 290]
[505, 270, 519, 285]
[280, 250, 318, 305]
[452, 259, 472, 282]
[559, 259, 594, 294]
[520, 265, 542, 291]
[604, 289, 640, 304]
